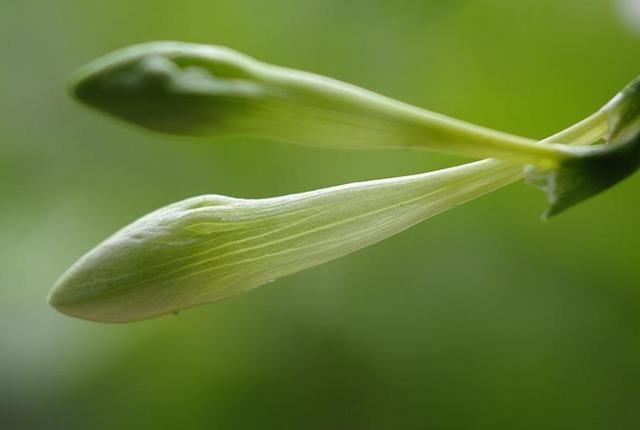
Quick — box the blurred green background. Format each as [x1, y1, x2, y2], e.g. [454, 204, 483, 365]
[3, 0, 640, 429]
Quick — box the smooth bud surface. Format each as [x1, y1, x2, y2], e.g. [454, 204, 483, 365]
[49, 161, 522, 322]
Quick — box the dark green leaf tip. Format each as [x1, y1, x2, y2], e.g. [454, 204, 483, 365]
[527, 136, 640, 218]
[526, 75, 640, 218]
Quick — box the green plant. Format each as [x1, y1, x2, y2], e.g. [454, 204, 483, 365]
[49, 42, 640, 323]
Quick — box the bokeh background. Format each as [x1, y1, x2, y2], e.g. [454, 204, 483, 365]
[3, 0, 640, 429]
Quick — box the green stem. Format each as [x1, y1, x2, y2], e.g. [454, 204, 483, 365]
[253, 62, 579, 167]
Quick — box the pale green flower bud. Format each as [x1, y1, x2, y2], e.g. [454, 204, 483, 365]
[49, 160, 521, 322]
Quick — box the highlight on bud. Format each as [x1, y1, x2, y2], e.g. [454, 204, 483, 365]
[49, 160, 522, 323]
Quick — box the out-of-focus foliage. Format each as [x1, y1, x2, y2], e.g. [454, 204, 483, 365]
[2, 0, 640, 429]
